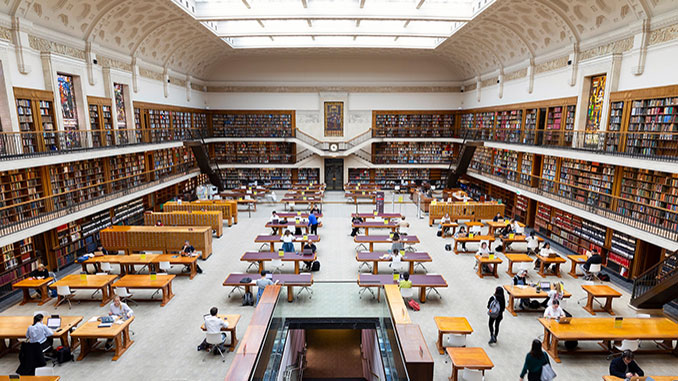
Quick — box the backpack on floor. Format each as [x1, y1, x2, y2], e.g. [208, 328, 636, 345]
[242, 291, 254, 306]
[55, 346, 73, 364]
[311, 261, 320, 272]
[530, 300, 542, 309]
[408, 300, 420, 311]
[444, 244, 452, 252]
[436, 230, 442, 237]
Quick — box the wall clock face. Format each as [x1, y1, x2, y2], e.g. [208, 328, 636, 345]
[330, 143, 338, 152]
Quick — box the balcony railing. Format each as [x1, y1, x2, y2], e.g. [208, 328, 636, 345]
[0, 164, 198, 238]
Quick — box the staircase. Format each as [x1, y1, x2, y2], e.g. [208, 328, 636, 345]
[446, 137, 483, 188]
[184, 136, 225, 190]
[631, 251, 678, 309]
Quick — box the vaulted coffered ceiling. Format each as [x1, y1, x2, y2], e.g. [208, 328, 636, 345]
[1, 0, 677, 81]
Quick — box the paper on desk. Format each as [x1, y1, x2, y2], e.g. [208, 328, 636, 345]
[115, 320, 123, 325]
[89, 316, 98, 322]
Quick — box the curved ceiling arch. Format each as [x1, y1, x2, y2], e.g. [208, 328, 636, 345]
[130, 17, 184, 57]
[83, 0, 134, 42]
[534, 0, 580, 43]
[460, 35, 504, 71]
[485, 19, 535, 59]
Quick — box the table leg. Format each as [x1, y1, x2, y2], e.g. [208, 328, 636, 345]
[507, 295, 517, 316]
[538, 260, 546, 278]
[189, 262, 197, 280]
[372, 262, 378, 275]
[269, 243, 275, 252]
[454, 240, 458, 254]
[100, 285, 113, 307]
[437, 330, 444, 354]
[294, 261, 300, 274]
[507, 260, 515, 277]
[228, 328, 238, 352]
[409, 262, 415, 274]
[604, 297, 615, 315]
[20, 288, 31, 305]
[450, 365, 459, 381]
[369, 243, 374, 251]
[76, 338, 91, 361]
[419, 287, 427, 303]
[476, 261, 483, 278]
[492, 264, 499, 278]
[287, 286, 294, 302]
[569, 260, 579, 278]
[161, 285, 169, 306]
[365, 227, 369, 235]
[550, 337, 561, 363]
[554, 263, 562, 277]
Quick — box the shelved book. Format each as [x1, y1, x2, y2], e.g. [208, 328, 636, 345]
[373, 142, 454, 164]
[557, 159, 614, 210]
[519, 153, 533, 186]
[470, 147, 493, 174]
[606, 101, 625, 152]
[297, 168, 320, 184]
[373, 112, 455, 138]
[212, 112, 294, 138]
[221, 168, 293, 189]
[540, 156, 558, 193]
[374, 168, 430, 189]
[495, 110, 522, 143]
[213, 142, 294, 164]
[523, 109, 538, 144]
[617, 168, 678, 233]
[348, 169, 371, 184]
[0, 168, 45, 226]
[626, 96, 678, 157]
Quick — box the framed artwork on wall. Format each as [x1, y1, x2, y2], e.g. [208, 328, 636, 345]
[324, 101, 343, 137]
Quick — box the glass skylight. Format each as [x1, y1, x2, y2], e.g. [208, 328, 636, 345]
[194, 0, 488, 49]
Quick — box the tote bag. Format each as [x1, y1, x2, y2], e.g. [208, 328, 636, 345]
[540, 363, 557, 381]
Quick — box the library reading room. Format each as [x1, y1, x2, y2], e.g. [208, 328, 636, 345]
[0, 0, 678, 380]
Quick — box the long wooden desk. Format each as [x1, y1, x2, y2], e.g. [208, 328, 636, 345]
[71, 315, 134, 361]
[191, 200, 238, 224]
[351, 221, 399, 235]
[446, 347, 494, 381]
[284, 191, 323, 198]
[0, 315, 83, 356]
[503, 285, 572, 316]
[255, 234, 320, 252]
[453, 235, 494, 254]
[12, 277, 53, 306]
[501, 235, 543, 253]
[100, 225, 213, 259]
[265, 221, 322, 234]
[486, 220, 525, 236]
[50, 274, 118, 307]
[111, 274, 176, 306]
[504, 253, 534, 276]
[351, 213, 402, 220]
[475, 255, 503, 278]
[539, 317, 678, 363]
[200, 314, 241, 352]
[79, 254, 157, 275]
[164, 201, 234, 226]
[143, 211, 223, 237]
[357, 274, 447, 303]
[429, 202, 505, 226]
[353, 234, 420, 251]
[276, 212, 323, 219]
[356, 251, 432, 274]
[223, 273, 313, 303]
[241, 251, 317, 274]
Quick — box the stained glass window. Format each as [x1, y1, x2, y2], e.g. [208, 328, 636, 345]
[585, 74, 606, 147]
[114, 83, 126, 128]
[57, 74, 78, 130]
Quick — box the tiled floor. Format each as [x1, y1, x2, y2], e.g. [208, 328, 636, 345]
[0, 190, 677, 380]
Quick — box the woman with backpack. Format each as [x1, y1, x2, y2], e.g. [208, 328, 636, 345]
[487, 286, 505, 344]
[519, 339, 554, 381]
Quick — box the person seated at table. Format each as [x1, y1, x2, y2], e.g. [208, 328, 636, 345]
[541, 282, 566, 308]
[492, 213, 504, 222]
[512, 219, 524, 235]
[396, 216, 409, 234]
[269, 211, 280, 234]
[155, 219, 163, 226]
[30, 263, 49, 279]
[309, 204, 320, 215]
[475, 241, 493, 272]
[513, 270, 531, 309]
[439, 213, 452, 235]
[350, 216, 363, 237]
[543, 299, 566, 319]
[582, 248, 603, 272]
[26, 313, 53, 353]
[301, 242, 317, 271]
[181, 240, 203, 274]
[499, 220, 513, 237]
[199, 306, 229, 353]
[534, 242, 556, 271]
[104, 295, 134, 350]
[454, 226, 469, 252]
[390, 233, 404, 252]
[399, 271, 412, 299]
[256, 271, 279, 305]
[96, 244, 109, 255]
[609, 350, 644, 379]
[526, 232, 540, 256]
[281, 230, 295, 253]
[389, 249, 404, 271]
[308, 212, 319, 235]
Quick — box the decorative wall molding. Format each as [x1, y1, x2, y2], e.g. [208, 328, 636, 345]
[28, 35, 86, 60]
[139, 67, 163, 81]
[465, 83, 477, 91]
[504, 68, 527, 82]
[170, 76, 186, 87]
[648, 22, 678, 46]
[205, 86, 462, 93]
[534, 56, 569, 75]
[98, 56, 132, 72]
[191, 83, 205, 92]
[0, 26, 11, 41]
[480, 76, 498, 88]
[579, 36, 634, 61]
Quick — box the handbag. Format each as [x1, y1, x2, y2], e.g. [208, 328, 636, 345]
[540, 363, 557, 381]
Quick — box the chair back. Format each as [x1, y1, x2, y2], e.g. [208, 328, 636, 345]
[589, 263, 602, 273]
[95, 272, 108, 276]
[205, 332, 223, 345]
[619, 339, 640, 352]
[100, 262, 112, 272]
[400, 287, 414, 299]
[159, 261, 171, 271]
[446, 334, 467, 347]
[271, 259, 283, 267]
[115, 287, 131, 297]
[34, 367, 54, 376]
[461, 368, 483, 381]
[56, 286, 71, 296]
[636, 313, 651, 318]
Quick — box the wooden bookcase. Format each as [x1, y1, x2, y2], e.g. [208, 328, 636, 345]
[0, 168, 47, 226]
[557, 159, 615, 210]
[211, 110, 295, 138]
[374, 168, 430, 189]
[495, 110, 523, 143]
[470, 146, 493, 174]
[296, 168, 320, 184]
[172, 111, 192, 140]
[87, 96, 115, 147]
[372, 142, 454, 164]
[0, 237, 40, 295]
[372, 111, 456, 138]
[221, 168, 293, 189]
[617, 168, 678, 233]
[14, 87, 58, 154]
[213, 142, 295, 164]
[49, 159, 106, 210]
[348, 169, 373, 184]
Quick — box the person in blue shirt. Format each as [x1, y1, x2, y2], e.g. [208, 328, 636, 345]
[26, 314, 53, 352]
[308, 212, 319, 235]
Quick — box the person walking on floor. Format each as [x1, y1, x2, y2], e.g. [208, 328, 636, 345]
[487, 286, 505, 344]
[519, 339, 552, 381]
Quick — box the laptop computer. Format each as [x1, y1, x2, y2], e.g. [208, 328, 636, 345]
[557, 317, 571, 324]
[539, 282, 551, 291]
[46, 317, 61, 329]
[302, 248, 314, 255]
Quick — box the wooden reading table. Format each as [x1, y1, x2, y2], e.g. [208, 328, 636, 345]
[111, 274, 176, 307]
[223, 273, 313, 303]
[503, 285, 572, 316]
[353, 234, 420, 252]
[567, 255, 587, 278]
[0, 315, 83, 356]
[200, 314, 240, 352]
[71, 315, 134, 361]
[486, 220, 525, 236]
[475, 255, 502, 278]
[453, 235, 494, 254]
[351, 221, 399, 235]
[254, 234, 320, 252]
[357, 274, 447, 303]
[581, 284, 622, 315]
[351, 213, 402, 220]
[12, 277, 53, 306]
[276, 212, 323, 219]
[241, 251, 317, 274]
[434, 316, 473, 354]
[501, 235, 543, 253]
[100, 225, 213, 259]
[505, 254, 534, 276]
[50, 274, 118, 307]
[536, 254, 567, 277]
[440, 223, 459, 237]
[356, 251, 432, 274]
[446, 347, 493, 381]
[265, 220, 322, 234]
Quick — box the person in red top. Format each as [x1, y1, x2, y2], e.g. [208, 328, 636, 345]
[156, 220, 163, 226]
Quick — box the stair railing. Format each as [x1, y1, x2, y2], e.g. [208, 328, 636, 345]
[446, 128, 480, 186]
[632, 251, 678, 302]
[189, 128, 226, 190]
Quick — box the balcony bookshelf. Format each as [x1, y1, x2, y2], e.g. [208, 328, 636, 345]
[625, 96, 678, 157]
[475, 111, 495, 140]
[495, 109, 523, 143]
[543, 106, 563, 146]
[470, 147, 493, 174]
[523, 108, 538, 144]
[172, 111, 192, 140]
[14, 88, 58, 154]
[372, 142, 454, 164]
[605, 100, 625, 153]
[348, 169, 373, 184]
[221, 168, 293, 189]
[211, 111, 295, 138]
[375, 168, 430, 189]
[372, 111, 455, 138]
[0, 238, 39, 294]
[296, 168, 320, 184]
[49, 159, 106, 210]
[0, 168, 46, 226]
[617, 168, 678, 233]
[518, 153, 533, 186]
[109, 153, 146, 191]
[557, 159, 615, 210]
[213, 142, 295, 164]
[540, 156, 558, 193]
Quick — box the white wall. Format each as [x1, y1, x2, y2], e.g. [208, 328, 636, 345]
[618, 40, 678, 91]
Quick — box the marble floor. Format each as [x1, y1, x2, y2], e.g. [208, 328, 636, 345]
[0, 190, 676, 380]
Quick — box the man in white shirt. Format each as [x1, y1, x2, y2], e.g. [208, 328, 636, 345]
[543, 299, 566, 319]
[106, 296, 133, 350]
[269, 211, 279, 234]
[526, 232, 540, 256]
[26, 313, 53, 351]
[200, 307, 229, 352]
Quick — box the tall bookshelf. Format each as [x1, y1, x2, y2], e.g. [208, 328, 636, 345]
[563, 105, 576, 146]
[543, 106, 563, 146]
[372, 142, 453, 164]
[172, 111, 192, 140]
[492, 149, 518, 181]
[348, 169, 373, 184]
[540, 156, 558, 193]
[14, 88, 58, 153]
[514, 195, 529, 222]
[296, 168, 320, 184]
[607, 231, 637, 278]
[0, 238, 39, 295]
[470, 147, 493, 174]
[109, 153, 146, 191]
[148, 109, 171, 142]
[523, 109, 538, 144]
[475, 112, 495, 140]
[213, 142, 295, 164]
[617, 168, 678, 233]
[133, 108, 143, 143]
[374, 168, 430, 189]
[221, 168, 293, 189]
[626, 96, 678, 157]
[518, 153, 533, 186]
[88, 97, 115, 147]
[112, 198, 145, 225]
[605, 100, 625, 152]
[211, 111, 295, 137]
[49, 160, 106, 210]
[194, 112, 208, 136]
[460, 113, 474, 137]
[495, 110, 523, 143]
[372, 111, 455, 138]
[0, 168, 46, 226]
[557, 159, 615, 210]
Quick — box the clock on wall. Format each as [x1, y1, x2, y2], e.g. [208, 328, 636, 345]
[329, 143, 339, 152]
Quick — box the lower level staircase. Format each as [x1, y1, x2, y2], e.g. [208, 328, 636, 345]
[184, 141, 225, 190]
[446, 141, 483, 188]
[631, 251, 678, 309]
